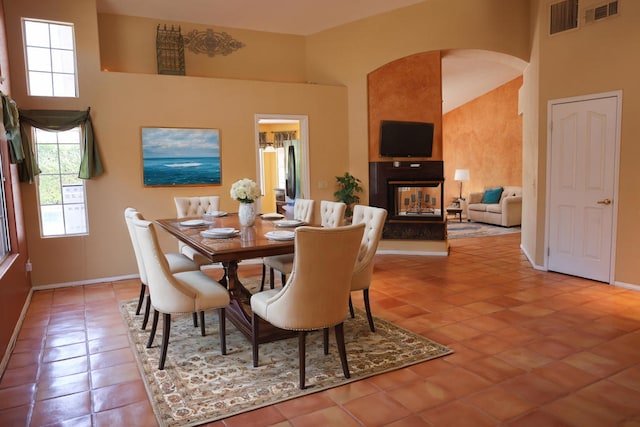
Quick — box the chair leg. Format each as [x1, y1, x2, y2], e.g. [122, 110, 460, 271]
[260, 263, 267, 292]
[135, 283, 146, 315]
[252, 311, 260, 367]
[334, 323, 350, 380]
[280, 273, 286, 287]
[298, 331, 307, 389]
[159, 313, 171, 370]
[323, 328, 329, 355]
[147, 309, 159, 348]
[363, 289, 375, 332]
[269, 268, 275, 289]
[141, 295, 151, 330]
[348, 295, 355, 318]
[199, 311, 206, 336]
[192, 312, 198, 328]
[219, 308, 226, 355]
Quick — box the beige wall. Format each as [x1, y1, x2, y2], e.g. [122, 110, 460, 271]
[98, 13, 307, 82]
[4, 0, 349, 286]
[4, 0, 639, 287]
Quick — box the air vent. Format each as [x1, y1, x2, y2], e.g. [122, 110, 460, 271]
[585, 0, 619, 23]
[550, 0, 579, 35]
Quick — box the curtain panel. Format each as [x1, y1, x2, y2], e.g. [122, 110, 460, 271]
[17, 108, 104, 183]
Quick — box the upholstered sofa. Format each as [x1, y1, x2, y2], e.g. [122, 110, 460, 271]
[467, 186, 522, 227]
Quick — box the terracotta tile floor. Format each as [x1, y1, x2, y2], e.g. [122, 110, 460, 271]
[2, 233, 640, 426]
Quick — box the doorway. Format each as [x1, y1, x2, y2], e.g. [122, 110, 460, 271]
[546, 91, 621, 283]
[254, 114, 310, 215]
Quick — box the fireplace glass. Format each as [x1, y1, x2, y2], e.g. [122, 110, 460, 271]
[392, 181, 442, 219]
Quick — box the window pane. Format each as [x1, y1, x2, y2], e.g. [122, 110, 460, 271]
[28, 72, 53, 96]
[38, 174, 62, 205]
[52, 73, 76, 97]
[51, 49, 74, 73]
[41, 205, 64, 236]
[26, 46, 52, 72]
[35, 129, 58, 144]
[57, 128, 80, 143]
[64, 203, 87, 234]
[24, 20, 50, 47]
[36, 144, 60, 174]
[49, 24, 73, 49]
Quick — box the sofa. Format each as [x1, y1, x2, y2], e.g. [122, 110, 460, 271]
[467, 186, 522, 227]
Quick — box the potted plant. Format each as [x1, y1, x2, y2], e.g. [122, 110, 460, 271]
[334, 172, 363, 220]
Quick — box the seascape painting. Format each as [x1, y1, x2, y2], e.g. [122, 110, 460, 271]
[141, 127, 221, 186]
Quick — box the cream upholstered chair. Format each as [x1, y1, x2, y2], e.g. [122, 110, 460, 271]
[349, 205, 388, 332]
[124, 208, 199, 329]
[174, 196, 220, 266]
[260, 198, 316, 291]
[131, 216, 230, 370]
[251, 223, 365, 389]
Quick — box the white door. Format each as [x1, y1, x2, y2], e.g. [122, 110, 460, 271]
[547, 94, 619, 283]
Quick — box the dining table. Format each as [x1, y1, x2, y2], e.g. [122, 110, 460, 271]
[155, 213, 302, 345]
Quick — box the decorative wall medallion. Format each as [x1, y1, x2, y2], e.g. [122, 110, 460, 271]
[184, 29, 245, 57]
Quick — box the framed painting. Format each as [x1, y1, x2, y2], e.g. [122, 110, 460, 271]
[141, 127, 221, 186]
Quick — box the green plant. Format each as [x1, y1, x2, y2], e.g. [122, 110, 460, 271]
[334, 172, 363, 218]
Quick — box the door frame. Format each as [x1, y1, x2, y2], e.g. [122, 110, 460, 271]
[254, 114, 310, 212]
[544, 90, 622, 284]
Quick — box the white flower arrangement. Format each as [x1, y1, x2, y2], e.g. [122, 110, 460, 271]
[230, 178, 261, 203]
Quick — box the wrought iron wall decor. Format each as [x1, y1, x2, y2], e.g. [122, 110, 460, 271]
[156, 25, 185, 75]
[183, 29, 245, 57]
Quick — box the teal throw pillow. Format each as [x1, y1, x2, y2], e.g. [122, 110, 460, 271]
[482, 187, 503, 204]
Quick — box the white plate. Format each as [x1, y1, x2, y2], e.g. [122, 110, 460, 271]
[201, 228, 239, 238]
[261, 212, 285, 220]
[265, 230, 295, 241]
[203, 211, 228, 218]
[274, 219, 305, 228]
[180, 219, 207, 227]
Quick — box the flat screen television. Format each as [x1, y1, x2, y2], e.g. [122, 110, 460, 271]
[379, 120, 434, 158]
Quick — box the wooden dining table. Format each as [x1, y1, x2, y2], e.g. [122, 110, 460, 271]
[155, 213, 299, 345]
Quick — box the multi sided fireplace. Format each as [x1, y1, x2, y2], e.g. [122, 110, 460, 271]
[369, 161, 446, 240]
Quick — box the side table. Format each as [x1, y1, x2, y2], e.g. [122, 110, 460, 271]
[446, 206, 463, 223]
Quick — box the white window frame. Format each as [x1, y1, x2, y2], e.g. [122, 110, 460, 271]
[34, 127, 89, 237]
[22, 18, 78, 97]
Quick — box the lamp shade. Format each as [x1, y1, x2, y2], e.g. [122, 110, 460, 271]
[454, 169, 470, 181]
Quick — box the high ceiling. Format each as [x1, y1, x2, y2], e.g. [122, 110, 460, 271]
[96, 0, 527, 112]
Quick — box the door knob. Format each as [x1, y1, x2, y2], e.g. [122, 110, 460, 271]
[597, 198, 612, 205]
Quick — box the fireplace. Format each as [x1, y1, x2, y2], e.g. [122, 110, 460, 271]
[369, 161, 446, 240]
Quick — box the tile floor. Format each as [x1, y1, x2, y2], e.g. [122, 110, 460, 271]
[1, 233, 640, 426]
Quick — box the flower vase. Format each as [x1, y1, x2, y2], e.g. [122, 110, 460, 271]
[238, 202, 256, 227]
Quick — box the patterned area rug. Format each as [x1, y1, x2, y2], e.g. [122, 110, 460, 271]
[447, 221, 521, 239]
[120, 284, 452, 426]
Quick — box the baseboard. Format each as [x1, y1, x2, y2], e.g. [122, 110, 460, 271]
[520, 243, 546, 271]
[613, 280, 640, 291]
[0, 289, 33, 378]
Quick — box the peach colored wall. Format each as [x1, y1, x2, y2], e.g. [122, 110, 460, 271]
[3, 0, 349, 286]
[443, 77, 523, 203]
[367, 51, 443, 163]
[98, 13, 307, 83]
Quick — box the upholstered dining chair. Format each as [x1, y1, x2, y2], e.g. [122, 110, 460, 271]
[131, 216, 230, 370]
[251, 223, 365, 389]
[260, 198, 316, 291]
[349, 205, 388, 332]
[124, 208, 199, 329]
[174, 196, 220, 266]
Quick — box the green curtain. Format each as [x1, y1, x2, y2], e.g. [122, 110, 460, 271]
[17, 108, 104, 183]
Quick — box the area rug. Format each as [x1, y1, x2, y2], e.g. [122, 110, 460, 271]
[120, 288, 452, 426]
[447, 221, 521, 239]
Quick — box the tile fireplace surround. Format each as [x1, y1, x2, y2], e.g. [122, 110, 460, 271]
[369, 160, 446, 240]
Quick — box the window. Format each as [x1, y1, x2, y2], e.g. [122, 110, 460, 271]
[22, 18, 77, 97]
[35, 128, 88, 237]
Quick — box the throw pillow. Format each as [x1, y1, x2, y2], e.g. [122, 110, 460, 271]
[482, 187, 504, 204]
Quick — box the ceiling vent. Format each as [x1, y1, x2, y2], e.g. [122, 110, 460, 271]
[550, 0, 579, 35]
[584, 0, 619, 23]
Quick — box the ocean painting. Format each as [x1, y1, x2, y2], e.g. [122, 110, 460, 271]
[141, 127, 221, 186]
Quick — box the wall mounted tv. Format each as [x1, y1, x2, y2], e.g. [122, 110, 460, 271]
[379, 120, 434, 158]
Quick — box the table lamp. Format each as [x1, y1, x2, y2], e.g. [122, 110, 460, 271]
[454, 169, 470, 200]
